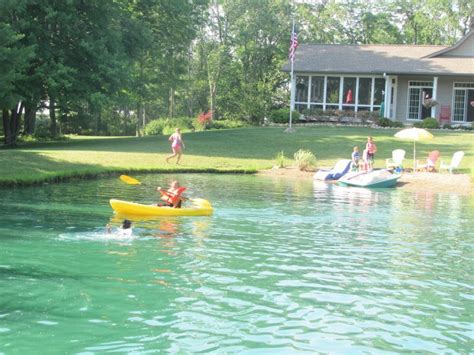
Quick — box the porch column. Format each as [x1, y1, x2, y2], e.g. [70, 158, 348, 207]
[384, 75, 392, 119]
[431, 76, 438, 118]
[290, 74, 296, 111]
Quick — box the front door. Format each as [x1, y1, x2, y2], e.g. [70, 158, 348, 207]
[421, 88, 433, 119]
[467, 89, 474, 122]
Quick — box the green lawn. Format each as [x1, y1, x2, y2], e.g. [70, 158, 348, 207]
[1, 126, 473, 185]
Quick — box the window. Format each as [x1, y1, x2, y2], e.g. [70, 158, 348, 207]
[358, 78, 372, 105]
[293, 75, 386, 113]
[454, 83, 474, 88]
[408, 87, 421, 120]
[453, 90, 466, 122]
[310, 76, 324, 103]
[373, 78, 385, 106]
[295, 76, 309, 103]
[452, 83, 474, 122]
[342, 77, 356, 107]
[409, 81, 433, 87]
[326, 77, 340, 104]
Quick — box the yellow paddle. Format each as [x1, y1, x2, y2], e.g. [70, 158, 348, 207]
[120, 175, 144, 185]
[119, 175, 211, 207]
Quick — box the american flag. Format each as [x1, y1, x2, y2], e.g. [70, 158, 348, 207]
[288, 30, 298, 63]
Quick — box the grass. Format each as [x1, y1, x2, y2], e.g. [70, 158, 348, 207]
[1, 126, 473, 186]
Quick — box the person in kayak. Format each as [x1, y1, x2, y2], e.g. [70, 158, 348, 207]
[157, 180, 186, 208]
[166, 128, 185, 165]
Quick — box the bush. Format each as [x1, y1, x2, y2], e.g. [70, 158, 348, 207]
[376, 118, 392, 127]
[294, 149, 316, 171]
[33, 118, 52, 138]
[144, 119, 168, 136]
[413, 121, 424, 128]
[275, 150, 286, 168]
[19, 134, 68, 143]
[269, 108, 300, 123]
[422, 117, 440, 129]
[145, 117, 195, 136]
[442, 123, 452, 129]
[197, 111, 212, 129]
[375, 118, 404, 128]
[209, 119, 247, 130]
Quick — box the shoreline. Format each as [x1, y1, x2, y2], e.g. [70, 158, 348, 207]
[258, 167, 473, 196]
[1, 165, 472, 196]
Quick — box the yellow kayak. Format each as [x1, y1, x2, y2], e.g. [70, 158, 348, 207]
[109, 198, 213, 216]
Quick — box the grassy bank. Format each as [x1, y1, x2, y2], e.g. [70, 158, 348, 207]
[1, 126, 473, 186]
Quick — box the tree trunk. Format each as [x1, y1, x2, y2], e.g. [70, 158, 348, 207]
[2, 109, 13, 146]
[2, 104, 23, 147]
[95, 110, 101, 135]
[50, 98, 57, 136]
[136, 102, 141, 137]
[168, 87, 175, 118]
[24, 104, 36, 135]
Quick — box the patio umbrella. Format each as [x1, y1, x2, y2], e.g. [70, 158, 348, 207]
[394, 127, 434, 171]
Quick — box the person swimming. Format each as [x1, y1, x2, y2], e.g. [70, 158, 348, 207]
[105, 219, 133, 237]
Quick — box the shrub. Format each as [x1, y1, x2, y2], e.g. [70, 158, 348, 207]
[209, 119, 247, 130]
[375, 118, 404, 128]
[413, 121, 424, 128]
[269, 108, 300, 123]
[144, 119, 168, 136]
[19, 134, 68, 143]
[422, 117, 440, 129]
[302, 108, 324, 118]
[275, 150, 286, 168]
[34, 118, 52, 138]
[294, 149, 316, 171]
[442, 123, 452, 129]
[145, 117, 195, 136]
[376, 118, 392, 127]
[197, 111, 212, 129]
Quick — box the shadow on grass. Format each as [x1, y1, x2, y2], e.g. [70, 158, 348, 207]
[12, 127, 472, 161]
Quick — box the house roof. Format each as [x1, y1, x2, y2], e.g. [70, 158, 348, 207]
[282, 43, 474, 76]
[425, 29, 474, 58]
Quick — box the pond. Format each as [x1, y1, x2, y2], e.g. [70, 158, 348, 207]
[0, 174, 472, 353]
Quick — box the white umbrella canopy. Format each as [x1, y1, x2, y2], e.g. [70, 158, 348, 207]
[394, 127, 434, 171]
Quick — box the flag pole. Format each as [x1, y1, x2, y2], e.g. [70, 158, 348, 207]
[286, 19, 296, 133]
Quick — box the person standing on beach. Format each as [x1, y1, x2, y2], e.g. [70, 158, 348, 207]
[166, 128, 185, 164]
[365, 136, 377, 170]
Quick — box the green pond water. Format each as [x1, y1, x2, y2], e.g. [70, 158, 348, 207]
[0, 174, 472, 354]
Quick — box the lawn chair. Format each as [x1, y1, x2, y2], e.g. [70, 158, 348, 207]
[385, 149, 406, 170]
[417, 150, 440, 172]
[439, 151, 464, 174]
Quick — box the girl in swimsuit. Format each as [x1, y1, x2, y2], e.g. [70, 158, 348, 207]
[166, 128, 185, 164]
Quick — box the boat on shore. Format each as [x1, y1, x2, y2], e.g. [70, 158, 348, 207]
[337, 169, 401, 188]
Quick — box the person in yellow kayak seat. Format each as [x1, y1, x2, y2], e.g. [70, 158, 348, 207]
[157, 180, 186, 208]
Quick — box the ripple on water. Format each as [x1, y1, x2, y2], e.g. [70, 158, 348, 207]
[0, 174, 472, 353]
